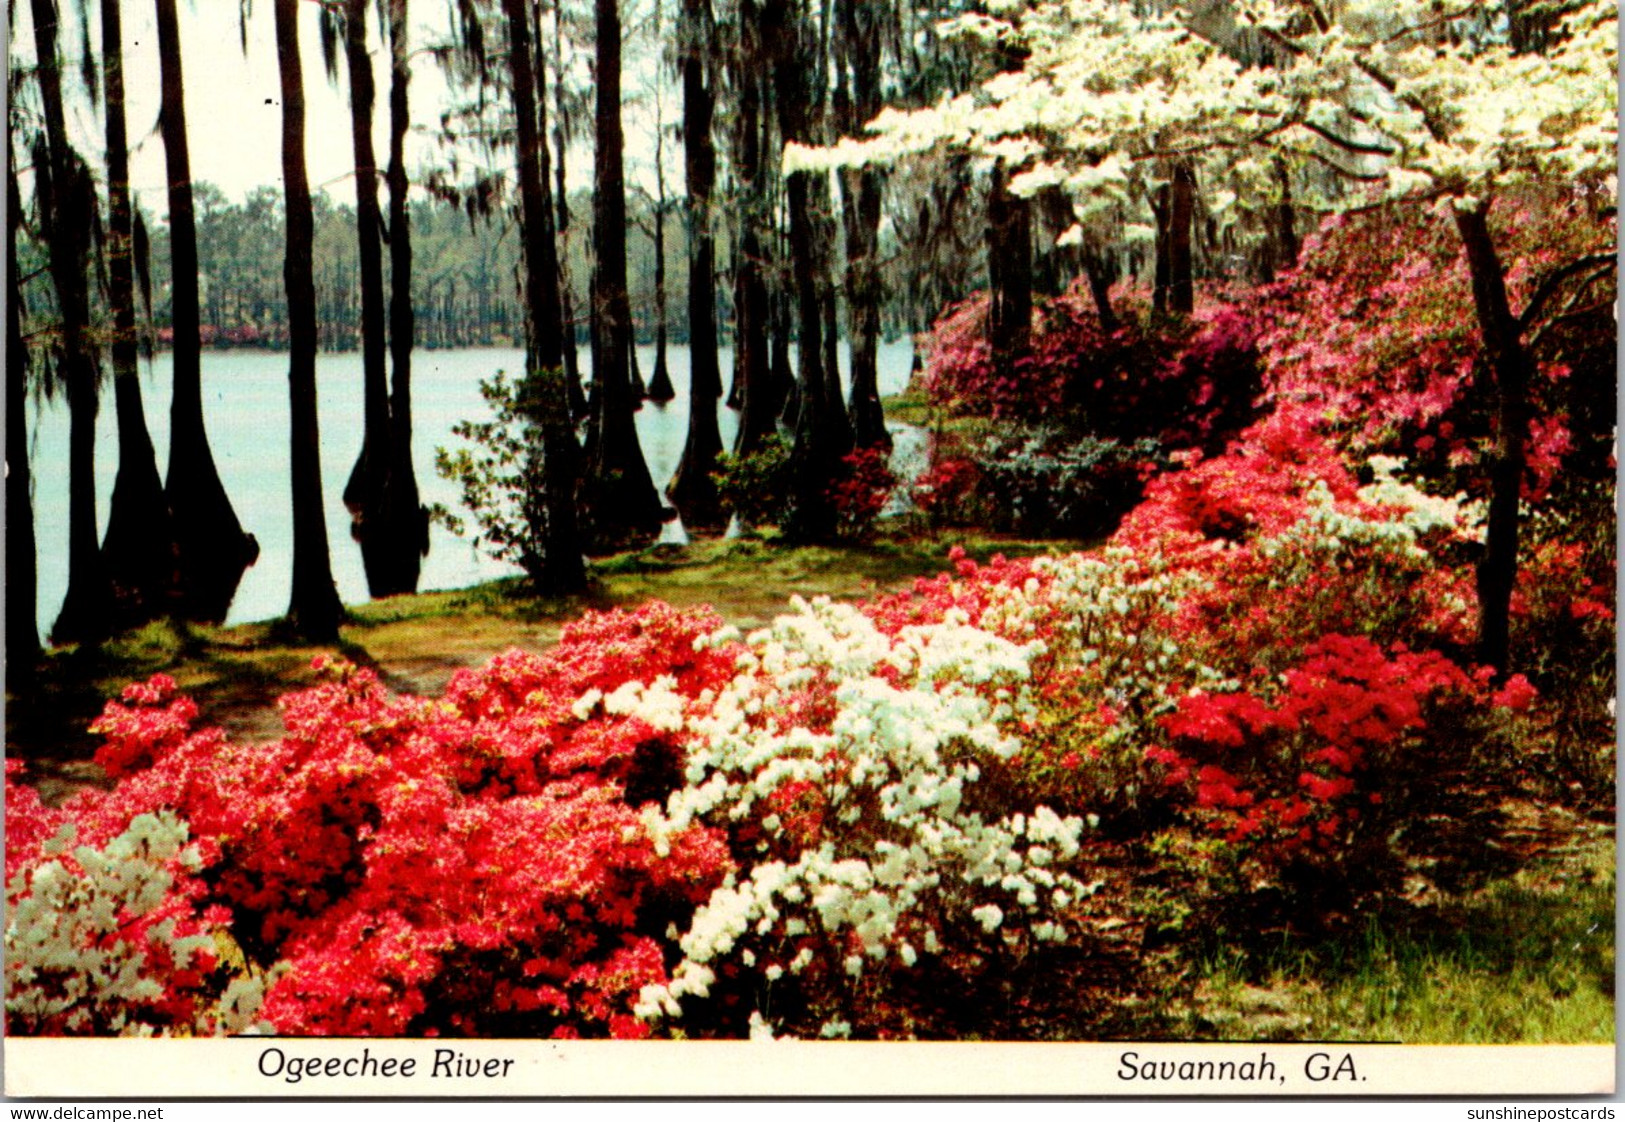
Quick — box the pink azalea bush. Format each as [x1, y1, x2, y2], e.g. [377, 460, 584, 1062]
[920, 282, 1263, 450]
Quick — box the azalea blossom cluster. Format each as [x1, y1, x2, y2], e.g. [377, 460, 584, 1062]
[1260, 201, 1615, 500]
[4, 780, 273, 1037]
[631, 596, 1093, 1036]
[4, 598, 1100, 1040]
[921, 282, 1261, 448]
[8, 606, 744, 1039]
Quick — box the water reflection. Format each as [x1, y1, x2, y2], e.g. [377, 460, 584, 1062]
[23, 341, 920, 638]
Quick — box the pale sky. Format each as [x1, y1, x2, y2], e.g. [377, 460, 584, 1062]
[12, 1, 666, 219]
[10, 2, 429, 209]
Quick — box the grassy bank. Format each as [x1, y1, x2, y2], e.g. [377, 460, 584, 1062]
[6, 530, 1074, 774]
[1142, 811, 1615, 1043]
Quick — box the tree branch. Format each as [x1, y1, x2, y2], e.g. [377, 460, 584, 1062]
[1292, 145, 1390, 182]
[1381, 6, 1481, 46]
[1518, 253, 1616, 331]
[1526, 297, 1615, 351]
[1296, 0, 1332, 35]
[1295, 118, 1398, 157]
[1126, 121, 1296, 163]
[1254, 24, 1306, 58]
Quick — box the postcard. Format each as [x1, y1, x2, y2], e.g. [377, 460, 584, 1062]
[4, 0, 1616, 1103]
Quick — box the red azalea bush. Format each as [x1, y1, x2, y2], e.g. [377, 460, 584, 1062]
[15, 604, 741, 1038]
[828, 447, 898, 542]
[910, 452, 987, 528]
[1147, 636, 1509, 896]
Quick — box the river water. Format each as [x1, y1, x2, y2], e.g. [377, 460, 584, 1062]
[22, 341, 923, 638]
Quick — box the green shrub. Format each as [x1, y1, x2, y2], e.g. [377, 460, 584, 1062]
[711, 435, 793, 531]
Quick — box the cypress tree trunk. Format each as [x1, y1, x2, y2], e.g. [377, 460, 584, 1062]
[724, 221, 746, 411]
[667, 0, 724, 528]
[276, 0, 344, 641]
[100, 0, 179, 629]
[380, 0, 429, 596]
[836, 0, 888, 450]
[647, 193, 675, 402]
[340, 0, 391, 522]
[1273, 156, 1299, 277]
[646, 71, 676, 405]
[582, 0, 665, 549]
[502, 0, 587, 594]
[986, 160, 1032, 389]
[765, 35, 796, 434]
[7, 156, 39, 670]
[841, 162, 888, 449]
[629, 335, 647, 400]
[729, 1, 779, 456]
[1169, 161, 1195, 314]
[157, 0, 258, 623]
[339, 0, 421, 599]
[1152, 162, 1195, 315]
[771, 281, 797, 428]
[771, 0, 847, 543]
[31, 0, 109, 645]
[549, 8, 586, 419]
[1454, 203, 1532, 676]
[1152, 182, 1170, 314]
[1083, 249, 1118, 335]
[821, 283, 847, 446]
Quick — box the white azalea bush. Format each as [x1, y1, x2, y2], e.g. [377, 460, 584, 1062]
[624, 597, 1099, 1038]
[5, 810, 275, 1036]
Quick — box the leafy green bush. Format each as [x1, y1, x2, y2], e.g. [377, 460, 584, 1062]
[711, 436, 793, 531]
[434, 370, 559, 586]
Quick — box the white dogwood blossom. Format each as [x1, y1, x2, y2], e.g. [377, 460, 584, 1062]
[786, 0, 1616, 250]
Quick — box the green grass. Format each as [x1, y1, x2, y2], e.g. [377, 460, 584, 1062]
[1169, 829, 1615, 1043]
[879, 388, 937, 428]
[880, 390, 1003, 442]
[8, 529, 1076, 768]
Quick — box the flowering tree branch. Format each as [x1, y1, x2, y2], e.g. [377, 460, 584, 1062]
[1517, 252, 1617, 332]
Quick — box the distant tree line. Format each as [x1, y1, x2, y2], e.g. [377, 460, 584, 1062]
[139, 183, 716, 352]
